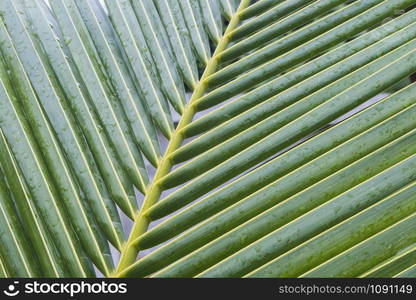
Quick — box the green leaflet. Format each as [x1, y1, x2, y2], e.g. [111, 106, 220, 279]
[183, 8, 416, 137]
[105, 0, 174, 138]
[153, 0, 199, 89]
[395, 264, 416, 278]
[163, 149, 416, 277]
[73, 0, 161, 167]
[248, 183, 416, 278]
[50, 0, 148, 194]
[361, 246, 416, 278]
[0, 130, 62, 277]
[137, 86, 416, 251]
[22, 0, 125, 248]
[199, 0, 413, 109]
[0, 0, 113, 275]
[0, 256, 7, 278]
[230, 0, 316, 41]
[171, 23, 416, 163]
[221, 1, 384, 87]
[123, 98, 416, 277]
[147, 47, 416, 219]
[0, 50, 91, 278]
[20, 0, 135, 221]
[75, 1, 160, 166]
[239, 0, 284, 20]
[178, 0, 211, 65]
[302, 213, 416, 277]
[219, 0, 239, 20]
[131, 0, 186, 114]
[223, 0, 346, 63]
[0, 170, 40, 277]
[198, 0, 223, 44]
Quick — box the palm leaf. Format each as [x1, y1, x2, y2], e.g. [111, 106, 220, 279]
[0, 0, 414, 278]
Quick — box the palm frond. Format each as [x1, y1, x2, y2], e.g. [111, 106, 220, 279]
[0, 0, 414, 278]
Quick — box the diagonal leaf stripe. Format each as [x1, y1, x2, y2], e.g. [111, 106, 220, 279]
[196, 152, 416, 277]
[49, 0, 148, 194]
[117, 0, 416, 277]
[105, 0, 174, 139]
[18, 0, 136, 221]
[121, 89, 416, 276]
[230, 0, 316, 41]
[21, 0, 125, 247]
[199, 0, 415, 108]
[0, 256, 7, 278]
[147, 48, 416, 219]
[0, 0, 115, 275]
[178, 0, 211, 65]
[154, 0, 199, 90]
[395, 264, 416, 278]
[137, 85, 416, 251]
[301, 212, 416, 278]
[182, 7, 416, 137]
[73, 0, 161, 167]
[248, 182, 416, 278]
[0, 130, 61, 277]
[0, 41, 91, 277]
[0, 169, 39, 278]
[172, 21, 416, 164]
[361, 246, 416, 278]
[239, 0, 285, 20]
[131, 0, 186, 114]
[198, 0, 223, 45]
